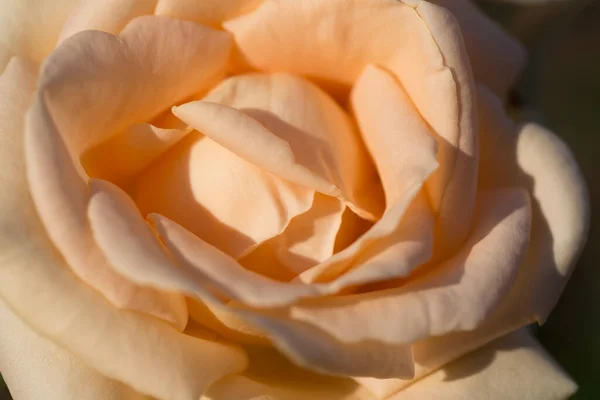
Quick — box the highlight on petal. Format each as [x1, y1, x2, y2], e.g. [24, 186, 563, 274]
[428, 0, 527, 98]
[175, 72, 384, 220]
[291, 189, 531, 344]
[226, 0, 478, 253]
[0, 298, 148, 400]
[0, 60, 247, 400]
[155, 0, 262, 28]
[39, 15, 231, 157]
[0, 0, 79, 70]
[129, 133, 313, 258]
[477, 85, 590, 321]
[389, 329, 577, 400]
[58, 0, 157, 44]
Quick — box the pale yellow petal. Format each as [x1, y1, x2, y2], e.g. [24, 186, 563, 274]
[428, 0, 527, 98]
[388, 329, 577, 400]
[58, 0, 157, 44]
[226, 0, 478, 253]
[155, 0, 262, 28]
[0, 298, 148, 400]
[291, 189, 531, 344]
[129, 134, 313, 258]
[0, 0, 79, 70]
[175, 73, 384, 220]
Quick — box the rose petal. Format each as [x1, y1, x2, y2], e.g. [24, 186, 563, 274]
[58, 0, 156, 44]
[351, 65, 438, 207]
[0, 298, 148, 400]
[241, 194, 345, 277]
[129, 134, 313, 258]
[291, 188, 531, 344]
[385, 330, 577, 400]
[25, 84, 188, 330]
[81, 121, 192, 186]
[174, 73, 384, 220]
[478, 85, 590, 321]
[155, 0, 262, 28]
[225, 0, 478, 253]
[0, 60, 247, 400]
[0, 0, 79, 70]
[85, 179, 414, 378]
[429, 0, 526, 98]
[40, 15, 231, 157]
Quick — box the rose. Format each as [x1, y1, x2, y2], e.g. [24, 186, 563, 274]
[0, 0, 589, 399]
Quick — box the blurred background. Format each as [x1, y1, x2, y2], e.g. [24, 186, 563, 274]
[1, 1, 598, 399]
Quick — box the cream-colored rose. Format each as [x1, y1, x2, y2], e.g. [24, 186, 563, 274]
[0, 1, 589, 399]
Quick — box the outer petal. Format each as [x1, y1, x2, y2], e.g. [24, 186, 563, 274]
[0, 0, 79, 70]
[58, 0, 157, 44]
[0, 298, 148, 400]
[175, 73, 384, 220]
[429, 0, 527, 98]
[477, 85, 590, 321]
[225, 0, 478, 254]
[390, 329, 577, 400]
[155, 0, 262, 28]
[0, 61, 247, 400]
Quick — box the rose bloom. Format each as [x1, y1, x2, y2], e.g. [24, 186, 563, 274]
[0, 0, 590, 399]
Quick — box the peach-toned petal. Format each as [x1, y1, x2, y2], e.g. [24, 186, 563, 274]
[226, 0, 478, 253]
[25, 92, 188, 329]
[129, 134, 314, 258]
[58, 0, 156, 44]
[40, 15, 231, 157]
[242, 194, 345, 277]
[155, 0, 262, 28]
[203, 348, 377, 400]
[0, 0, 79, 70]
[390, 329, 577, 400]
[291, 189, 531, 344]
[351, 65, 438, 206]
[175, 73, 384, 220]
[477, 85, 590, 321]
[0, 298, 149, 400]
[81, 122, 192, 186]
[0, 62, 247, 400]
[429, 0, 527, 98]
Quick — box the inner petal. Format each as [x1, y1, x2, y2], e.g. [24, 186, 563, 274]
[174, 72, 384, 220]
[128, 132, 313, 258]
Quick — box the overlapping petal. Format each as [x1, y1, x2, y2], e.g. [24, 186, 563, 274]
[225, 0, 478, 254]
[155, 0, 262, 28]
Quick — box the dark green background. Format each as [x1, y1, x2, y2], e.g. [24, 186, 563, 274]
[1, 2, 598, 399]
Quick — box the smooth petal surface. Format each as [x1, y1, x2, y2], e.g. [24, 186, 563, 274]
[175, 73, 384, 220]
[226, 0, 478, 253]
[0, 61, 247, 400]
[291, 189, 531, 344]
[129, 134, 313, 258]
[430, 0, 526, 97]
[81, 121, 192, 186]
[390, 329, 577, 400]
[0, 0, 79, 70]
[58, 0, 156, 44]
[477, 85, 590, 321]
[156, 0, 262, 27]
[40, 15, 231, 157]
[0, 298, 148, 400]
